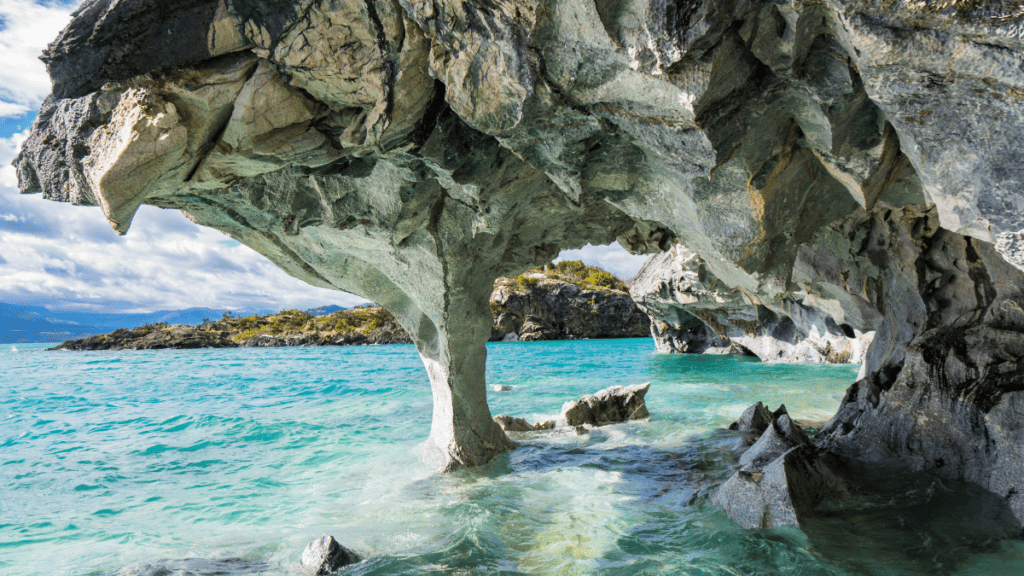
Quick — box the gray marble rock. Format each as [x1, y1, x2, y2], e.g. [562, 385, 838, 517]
[631, 245, 876, 365]
[558, 383, 651, 427]
[300, 535, 359, 575]
[713, 414, 846, 529]
[493, 415, 556, 432]
[728, 402, 776, 438]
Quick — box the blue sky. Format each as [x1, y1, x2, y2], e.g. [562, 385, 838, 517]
[0, 0, 648, 314]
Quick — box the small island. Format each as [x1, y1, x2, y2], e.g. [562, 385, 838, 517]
[54, 261, 650, 351]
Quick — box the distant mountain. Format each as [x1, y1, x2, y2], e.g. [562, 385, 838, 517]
[304, 304, 348, 316]
[0, 303, 104, 343]
[0, 303, 276, 343]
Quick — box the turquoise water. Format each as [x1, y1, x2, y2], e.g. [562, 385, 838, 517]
[2, 339, 1022, 575]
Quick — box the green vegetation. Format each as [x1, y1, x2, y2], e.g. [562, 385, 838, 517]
[224, 307, 401, 341]
[502, 260, 628, 293]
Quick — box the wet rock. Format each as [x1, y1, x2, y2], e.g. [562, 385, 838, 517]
[728, 402, 774, 436]
[115, 558, 270, 576]
[558, 383, 651, 427]
[301, 535, 359, 575]
[713, 413, 846, 529]
[493, 415, 555, 432]
[491, 385, 514, 392]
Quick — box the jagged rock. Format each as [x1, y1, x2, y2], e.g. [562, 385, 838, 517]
[18, 0, 1024, 476]
[713, 413, 846, 529]
[300, 535, 359, 575]
[738, 414, 812, 471]
[558, 383, 651, 427]
[713, 444, 847, 529]
[493, 415, 555, 432]
[728, 402, 774, 437]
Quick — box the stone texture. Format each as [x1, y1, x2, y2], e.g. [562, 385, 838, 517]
[632, 245, 877, 364]
[558, 382, 651, 427]
[713, 412, 847, 529]
[490, 276, 649, 342]
[728, 402, 775, 437]
[493, 415, 556, 432]
[814, 204, 1024, 524]
[300, 535, 359, 575]
[15, 0, 1024, 480]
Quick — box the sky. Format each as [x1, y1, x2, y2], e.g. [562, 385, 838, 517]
[0, 0, 649, 314]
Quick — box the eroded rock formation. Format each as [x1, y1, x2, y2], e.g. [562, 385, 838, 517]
[15, 0, 1024, 479]
[713, 408, 848, 529]
[631, 244, 876, 363]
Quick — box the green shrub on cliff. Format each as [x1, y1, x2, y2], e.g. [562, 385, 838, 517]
[500, 261, 627, 293]
[549, 260, 628, 292]
[229, 306, 400, 341]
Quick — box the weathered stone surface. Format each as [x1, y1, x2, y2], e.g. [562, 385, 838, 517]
[490, 275, 649, 342]
[713, 412, 847, 528]
[631, 244, 876, 364]
[728, 402, 774, 437]
[558, 382, 651, 427]
[713, 444, 848, 529]
[493, 414, 556, 432]
[16, 0, 1024, 479]
[300, 535, 359, 575]
[814, 205, 1024, 524]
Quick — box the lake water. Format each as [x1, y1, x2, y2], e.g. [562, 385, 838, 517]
[2, 339, 1022, 575]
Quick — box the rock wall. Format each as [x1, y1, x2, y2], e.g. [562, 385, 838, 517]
[631, 244, 876, 364]
[14, 0, 1024, 476]
[491, 276, 649, 341]
[812, 204, 1024, 524]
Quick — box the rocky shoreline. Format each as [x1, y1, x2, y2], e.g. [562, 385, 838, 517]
[55, 263, 649, 351]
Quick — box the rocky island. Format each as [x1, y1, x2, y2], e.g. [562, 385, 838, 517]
[14, 0, 1024, 530]
[54, 261, 648, 350]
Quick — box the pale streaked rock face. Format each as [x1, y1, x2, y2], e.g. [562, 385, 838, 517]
[14, 0, 1024, 494]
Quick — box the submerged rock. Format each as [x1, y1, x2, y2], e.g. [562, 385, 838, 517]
[558, 383, 651, 427]
[493, 415, 555, 432]
[301, 535, 359, 575]
[713, 412, 847, 529]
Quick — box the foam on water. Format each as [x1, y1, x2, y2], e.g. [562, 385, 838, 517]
[2, 340, 1023, 576]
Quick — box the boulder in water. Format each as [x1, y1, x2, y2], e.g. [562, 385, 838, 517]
[558, 383, 651, 427]
[713, 413, 846, 528]
[493, 414, 555, 432]
[301, 535, 359, 575]
[728, 402, 775, 436]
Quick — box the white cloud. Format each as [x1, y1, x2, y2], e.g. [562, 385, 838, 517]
[0, 130, 369, 313]
[0, 0, 81, 118]
[556, 242, 652, 280]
